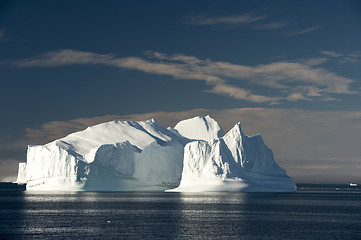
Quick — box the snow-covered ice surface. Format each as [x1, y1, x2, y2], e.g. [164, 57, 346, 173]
[17, 116, 296, 192]
[174, 115, 224, 141]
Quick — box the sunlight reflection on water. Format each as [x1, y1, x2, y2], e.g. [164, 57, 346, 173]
[1, 186, 361, 239]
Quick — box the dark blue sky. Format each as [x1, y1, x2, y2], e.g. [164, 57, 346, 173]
[1, 0, 361, 182]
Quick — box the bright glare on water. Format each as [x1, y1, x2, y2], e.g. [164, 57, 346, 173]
[1, 184, 361, 239]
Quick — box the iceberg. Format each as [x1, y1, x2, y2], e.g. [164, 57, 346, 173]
[169, 122, 296, 192]
[19, 119, 188, 191]
[17, 116, 296, 192]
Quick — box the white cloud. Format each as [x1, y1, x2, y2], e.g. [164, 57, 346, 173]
[320, 50, 361, 65]
[13, 49, 357, 103]
[303, 86, 322, 97]
[16, 49, 114, 67]
[285, 93, 311, 101]
[183, 13, 319, 36]
[320, 50, 343, 58]
[287, 25, 319, 35]
[321, 96, 339, 102]
[339, 51, 361, 64]
[184, 13, 267, 26]
[207, 83, 280, 103]
[21, 108, 361, 183]
[303, 58, 329, 66]
[250, 62, 354, 94]
[253, 21, 289, 30]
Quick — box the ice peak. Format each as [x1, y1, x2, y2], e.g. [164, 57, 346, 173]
[224, 122, 243, 138]
[174, 115, 224, 141]
[148, 118, 159, 124]
[234, 121, 242, 130]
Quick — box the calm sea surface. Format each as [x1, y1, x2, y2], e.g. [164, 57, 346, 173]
[1, 184, 360, 240]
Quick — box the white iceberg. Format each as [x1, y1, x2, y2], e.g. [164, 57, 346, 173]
[19, 119, 188, 191]
[169, 122, 296, 192]
[17, 116, 296, 192]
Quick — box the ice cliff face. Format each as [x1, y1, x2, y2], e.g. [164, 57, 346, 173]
[17, 116, 296, 192]
[19, 119, 189, 191]
[169, 122, 295, 192]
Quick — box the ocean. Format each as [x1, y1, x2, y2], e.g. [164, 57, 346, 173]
[0, 184, 360, 239]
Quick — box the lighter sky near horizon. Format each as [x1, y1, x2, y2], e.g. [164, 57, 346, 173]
[1, 0, 361, 183]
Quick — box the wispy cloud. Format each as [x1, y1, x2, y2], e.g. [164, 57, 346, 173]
[321, 50, 361, 65]
[183, 13, 291, 31]
[16, 49, 115, 67]
[285, 93, 311, 102]
[340, 53, 361, 64]
[183, 13, 319, 35]
[320, 50, 343, 58]
[253, 21, 289, 30]
[206, 83, 280, 103]
[286, 25, 319, 35]
[303, 58, 329, 66]
[13, 49, 357, 103]
[184, 13, 267, 26]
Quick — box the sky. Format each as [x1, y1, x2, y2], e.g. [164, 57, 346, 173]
[1, 0, 361, 183]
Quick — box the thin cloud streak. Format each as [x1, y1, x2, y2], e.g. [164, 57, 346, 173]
[285, 93, 311, 102]
[207, 83, 280, 103]
[13, 49, 357, 103]
[320, 50, 361, 65]
[16, 49, 115, 67]
[253, 21, 289, 30]
[184, 13, 267, 26]
[287, 25, 319, 35]
[320, 50, 343, 58]
[183, 13, 318, 36]
[303, 58, 329, 66]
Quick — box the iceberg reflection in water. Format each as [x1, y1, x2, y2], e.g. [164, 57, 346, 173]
[1, 185, 361, 240]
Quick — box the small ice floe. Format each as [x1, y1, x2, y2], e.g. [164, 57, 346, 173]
[107, 221, 111, 224]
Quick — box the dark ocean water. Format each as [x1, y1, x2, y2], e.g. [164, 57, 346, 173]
[0, 184, 360, 240]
